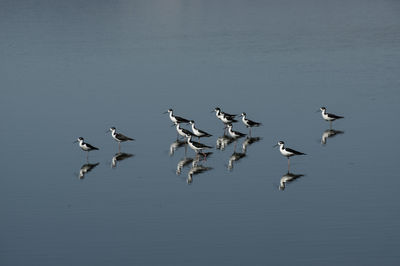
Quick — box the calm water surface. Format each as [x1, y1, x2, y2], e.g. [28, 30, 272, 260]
[1, 0, 400, 265]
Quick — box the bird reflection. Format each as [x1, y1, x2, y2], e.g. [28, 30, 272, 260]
[176, 157, 194, 175]
[321, 129, 344, 145]
[279, 171, 304, 191]
[79, 162, 99, 179]
[242, 136, 262, 153]
[187, 159, 213, 184]
[169, 140, 187, 156]
[112, 152, 134, 168]
[228, 152, 246, 171]
[227, 137, 261, 171]
[216, 134, 235, 150]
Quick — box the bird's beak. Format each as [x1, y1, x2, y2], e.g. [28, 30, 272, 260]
[210, 110, 215, 113]
[73, 140, 78, 143]
[273, 144, 278, 148]
[171, 123, 176, 127]
[315, 109, 320, 113]
[163, 111, 168, 114]
[105, 129, 110, 133]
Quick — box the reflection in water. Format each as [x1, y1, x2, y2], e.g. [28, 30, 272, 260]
[279, 172, 304, 191]
[176, 157, 193, 175]
[242, 137, 262, 153]
[321, 129, 344, 145]
[187, 159, 213, 184]
[228, 152, 246, 171]
[112, 152, 134, 168]
[227, 137, 261, 171]
[216, 134, 235, 151]
[169, 140, 186, 156]
[79, 162, 100, 179]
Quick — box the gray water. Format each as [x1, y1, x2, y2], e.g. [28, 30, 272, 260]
[1, 0, 400, 265]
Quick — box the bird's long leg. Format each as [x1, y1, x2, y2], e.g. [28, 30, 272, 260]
[234, 140, 237, 152]
[329, 121, 332, 130]
[86, 152, 89, 163]
[184, 143, 187, 156]
[288, 157, 291, 172]
[118, 142, 121, 152]
[249, 127, 252, 137]
[202, 151, 207, 161]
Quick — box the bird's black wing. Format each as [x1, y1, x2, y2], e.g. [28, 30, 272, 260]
[286, 147, 305, 155]
[235, 131, 246, 137]
[223, 112, 237, 119]
[198, 129, 212, 137]
[328, 113, 344, 119]
[87, 143, 99, 150]
[176, 116, 190, 123]
[248, 119, 261, 127]
[192, 141, 212, 149]
[182, 128, 195, 136]
[116, 133, 134, 141]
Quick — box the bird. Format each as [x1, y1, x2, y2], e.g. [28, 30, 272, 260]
[227, 124, 246, 139]
[319, 107, 344, 128]
[189, 120, 212, 140]
[274, 141, 306, 170]
[175, 123, 195, 139]
[213, 107, 238, 126]
[279, 172, 304, 190]
[240, 112, 261, 136]
[109, 127, 134, 151]
[186, 135, 213, 158]
[164, 109, 190, 124]
[74, 137, 99, 160]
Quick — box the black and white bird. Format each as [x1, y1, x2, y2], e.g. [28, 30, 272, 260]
[213, 107, 238, 125]
[319, 107, 344, 128]
[227, 124, 246, 139]
[274, 141, 306, 170]
[240, 112, 261, 135]
[74, 137, 99, 159]
[189, 120, 212, 140]
[109, 127, 134, 150]
[186, 135, 213, 158]
[175, 123, 195, 139]
[165, 109, 190, 124]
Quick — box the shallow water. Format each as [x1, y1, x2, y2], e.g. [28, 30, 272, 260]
[1, 0, 400, 265]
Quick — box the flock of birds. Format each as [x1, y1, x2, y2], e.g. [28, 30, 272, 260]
[74, 107, 344, 187]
